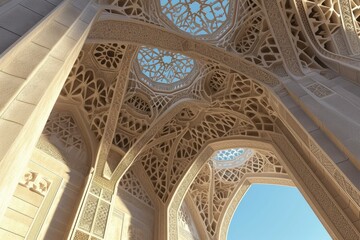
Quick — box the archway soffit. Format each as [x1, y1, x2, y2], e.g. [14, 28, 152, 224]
[87, 19, 282, 89]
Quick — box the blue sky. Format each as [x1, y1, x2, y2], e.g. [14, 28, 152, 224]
[227, 184, 331, 240]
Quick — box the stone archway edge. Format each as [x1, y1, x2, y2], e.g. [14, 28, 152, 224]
[87, 19, 281, 88]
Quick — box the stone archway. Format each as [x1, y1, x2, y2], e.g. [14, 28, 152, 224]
[167, 138, 354, 240]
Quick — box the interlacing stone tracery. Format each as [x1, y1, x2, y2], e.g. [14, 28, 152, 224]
[118, 169, 153, 207]
[159, 0, 231, 36]
[108, 59, 224, 168]
[37, 1, 360, 239]
[137, 72, 277, 203]
[230, 0, 283, 70]
[278, 0, 327, 70]
[93, 43, 127, 70]
[188, 151, 286, 237]
[37, 110, 91, 174]
[105, 0, 151, 23]
[351, 0, 360, 36]
[303, 0, 343, 53]
[136, 47, 196, 91]
[104, 0, 286, 76]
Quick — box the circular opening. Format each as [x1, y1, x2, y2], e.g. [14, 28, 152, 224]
[160, 0, 231, 36]
[211, 148, 254, 168]
[136, 47, 195, 88]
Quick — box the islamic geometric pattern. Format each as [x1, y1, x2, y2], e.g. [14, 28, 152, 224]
[160, 0, 231, 36]
[136, 47, 195, 88]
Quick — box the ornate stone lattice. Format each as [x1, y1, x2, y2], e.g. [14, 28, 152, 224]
[61, 57, 110, 123]
[43, 112, 84, 150]
[160, 0, 232, 36]
[189, 151, 286, 237]
[278, 0, 326, 70]
[77, 183, 113, 239]
[93, 43, 126, 70]
[136, 47, 195, 91]
[306, 82, 334, 98]
[350, 0, 360, 36]
[230, 0, 283, 69]
[60, 45, 129, 141]
[111, 60, 219, 158]
[19, 170, 51, 196]
[138, 72, 277, 203]
[111, 90, 153, 152]
[51, 3, 360, 239]
[40, 111, 90, 173]
[79, 195, 98, 232]
[302, 0, 342, 53]
[104, 0, 284, 72]
[106, 0, 151, 23]
[118, 169, 153, 207]
[93, 201, 110, 238]
[286, 0, 360, 70]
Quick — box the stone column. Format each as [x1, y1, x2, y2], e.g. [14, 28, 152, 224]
[154, 206, 168, 240]
[0, 0, 99, 218]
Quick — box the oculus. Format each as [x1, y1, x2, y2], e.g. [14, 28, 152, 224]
[211, 148, 254, 168]
[160, 0, 231, 37]
[136, 47, 195, 91]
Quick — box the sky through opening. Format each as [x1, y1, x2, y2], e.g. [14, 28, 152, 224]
[227, 184, 332, 240]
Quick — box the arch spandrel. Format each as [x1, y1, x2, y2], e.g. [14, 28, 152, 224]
[36, 104, 98, 173]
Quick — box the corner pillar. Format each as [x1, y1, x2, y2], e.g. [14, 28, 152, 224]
[0, 0, 99, 218]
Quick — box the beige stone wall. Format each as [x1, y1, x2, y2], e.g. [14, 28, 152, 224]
[111, 189, 154, 240]
[0, 0, 64, 54]
[0, 183, 45, 239]
[0, 147, 89, 239]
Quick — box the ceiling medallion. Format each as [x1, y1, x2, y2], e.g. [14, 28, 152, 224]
[211, 148, 254, 168]
[135, 47, 196, 92]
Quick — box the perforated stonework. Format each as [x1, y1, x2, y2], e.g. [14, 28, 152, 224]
[137, 72, 277, 203]
[232, 1, 283, 69]
[43, 112, 84, 150]
[306, 82, 334, 98]
[118, 170, 153, 207]
[33, 1, 360, 239]
[160, 0, 231, 36]
[303, 0, 342, 53]
[188, 151, 286, 237]
[93, 43, 126, 70]
[277, 0, 326, 70]
[76, 183, 113, 239]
